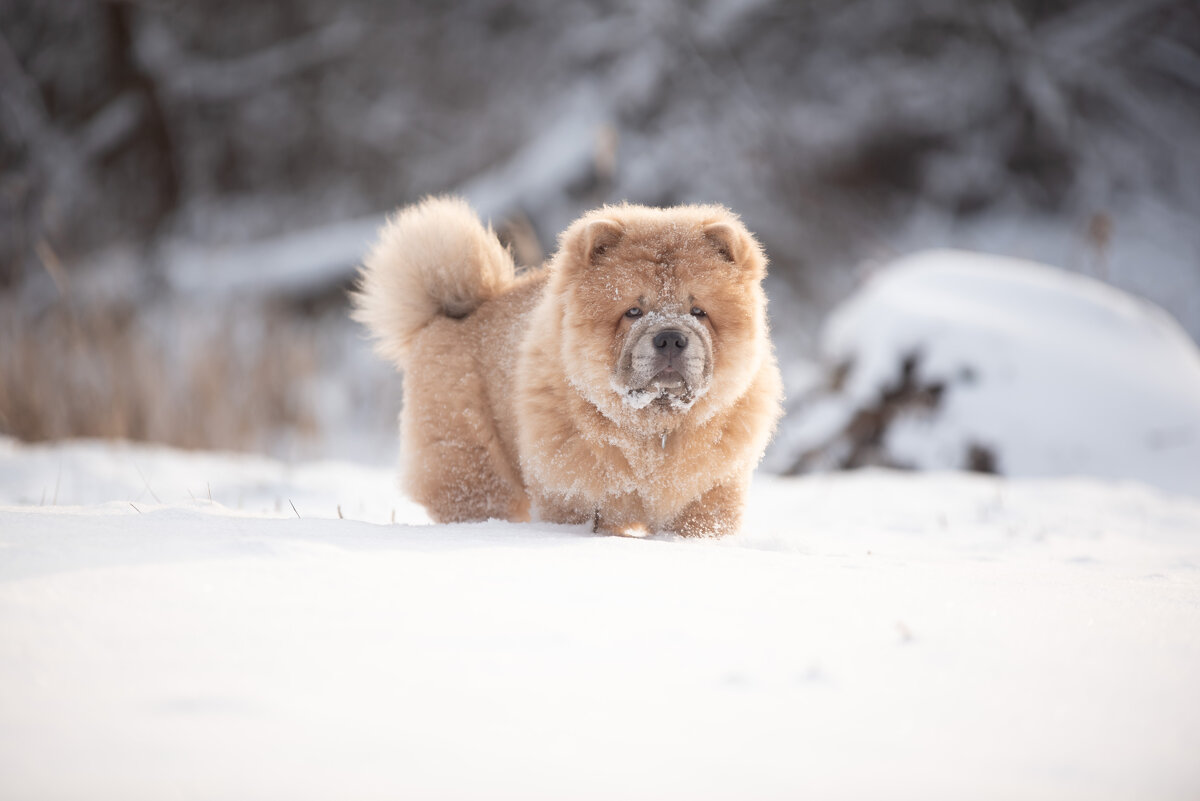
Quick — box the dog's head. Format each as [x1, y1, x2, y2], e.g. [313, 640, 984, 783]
[549, 204, 771, 431]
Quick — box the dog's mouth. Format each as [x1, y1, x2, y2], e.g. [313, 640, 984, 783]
[651, 366, 685, 389]
[619, 374, 697, 411]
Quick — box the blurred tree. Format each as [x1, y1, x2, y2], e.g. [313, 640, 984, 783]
[1, 0, 1198, 308]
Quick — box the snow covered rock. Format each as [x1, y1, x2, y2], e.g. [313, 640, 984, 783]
[783, 250, 1200, 496]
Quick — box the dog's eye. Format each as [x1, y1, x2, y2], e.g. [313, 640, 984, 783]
[691, 306, 707, 318]
[624, 307, 643, 319]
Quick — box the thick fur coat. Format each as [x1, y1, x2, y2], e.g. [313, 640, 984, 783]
[353, 197, 783, 536]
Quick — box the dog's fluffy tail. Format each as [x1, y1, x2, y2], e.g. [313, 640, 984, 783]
[352, 196, 515, 366]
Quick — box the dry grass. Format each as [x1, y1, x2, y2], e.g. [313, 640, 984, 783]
[0, 295, 319, 453]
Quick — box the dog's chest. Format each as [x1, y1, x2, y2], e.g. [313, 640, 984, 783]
[610, 428, 722, 505]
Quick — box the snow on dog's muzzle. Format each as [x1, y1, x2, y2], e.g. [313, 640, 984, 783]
[612, 312, 713, 410]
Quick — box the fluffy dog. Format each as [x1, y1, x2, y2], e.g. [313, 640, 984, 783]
[353, 197, 782, 536]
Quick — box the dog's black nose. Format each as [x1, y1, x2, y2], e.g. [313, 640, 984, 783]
[653, 330, 688, 350]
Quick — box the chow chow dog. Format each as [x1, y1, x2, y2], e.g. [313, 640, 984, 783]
[353, 197, 782, 536]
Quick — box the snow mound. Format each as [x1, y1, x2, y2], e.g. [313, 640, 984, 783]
[784, 250, 1200, 495]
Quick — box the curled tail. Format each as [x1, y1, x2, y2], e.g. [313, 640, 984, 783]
[352, 196, 515, 367]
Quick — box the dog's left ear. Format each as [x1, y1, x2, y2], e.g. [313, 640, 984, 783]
[704, 221, 765, 278]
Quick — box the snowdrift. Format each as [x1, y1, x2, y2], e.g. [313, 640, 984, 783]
[782, 250, 1200, 496]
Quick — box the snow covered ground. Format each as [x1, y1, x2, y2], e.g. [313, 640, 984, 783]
[2, 438, 1199, 799]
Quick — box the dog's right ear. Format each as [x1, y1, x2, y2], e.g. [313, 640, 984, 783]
[576, 218, 623, 266]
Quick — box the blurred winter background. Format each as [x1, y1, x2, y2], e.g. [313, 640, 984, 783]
[3, 0, 1200, 488]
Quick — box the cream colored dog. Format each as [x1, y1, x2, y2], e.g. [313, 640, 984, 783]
[353, 197, 782, 536]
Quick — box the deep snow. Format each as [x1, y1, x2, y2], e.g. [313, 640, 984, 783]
[2, 438, 1198, 800]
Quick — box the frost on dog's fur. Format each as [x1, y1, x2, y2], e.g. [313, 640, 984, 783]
[354, 196, 784, 536]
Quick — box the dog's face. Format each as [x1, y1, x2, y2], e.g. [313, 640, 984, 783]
[551, 205, 770, 431]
